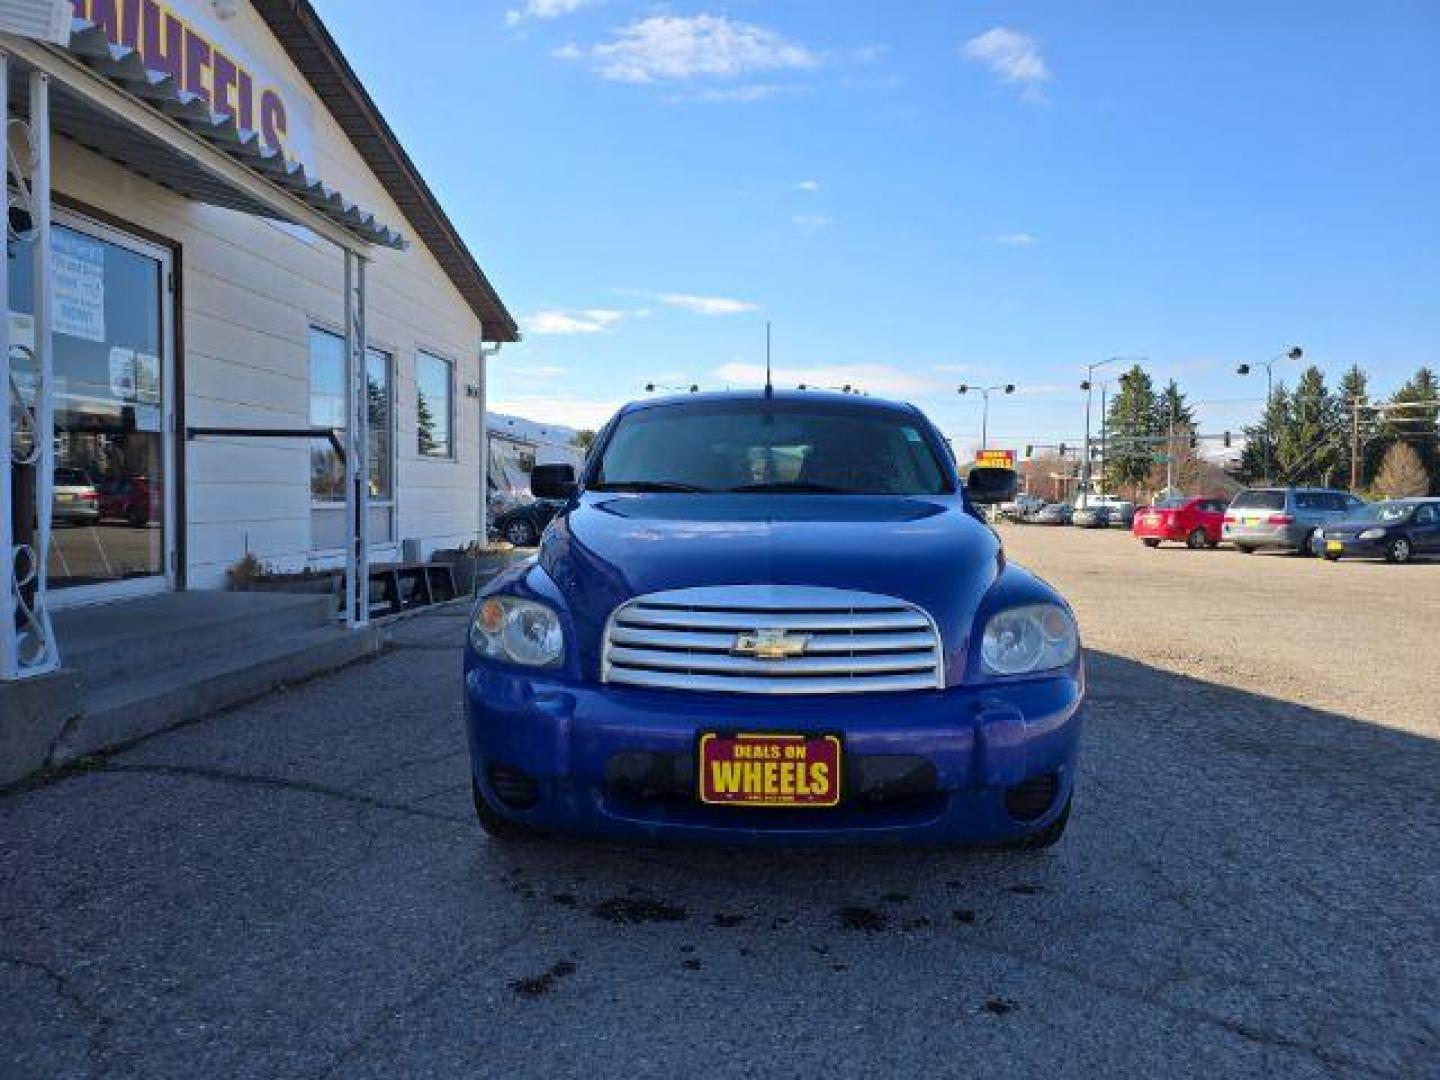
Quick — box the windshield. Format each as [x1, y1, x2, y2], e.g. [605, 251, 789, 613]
[1230, 490, 1286, 511]
[1356, 502, 1413, 523]
[592, 402, 952, 495]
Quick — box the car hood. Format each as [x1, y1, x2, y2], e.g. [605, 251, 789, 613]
[1327, 514, 1400, 533]
[538, 493, 1004, 680]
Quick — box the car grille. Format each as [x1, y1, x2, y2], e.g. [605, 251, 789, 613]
[602, 585, 943, 695]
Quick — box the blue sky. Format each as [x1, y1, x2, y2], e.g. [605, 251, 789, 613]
[314, 0, 1439, 455]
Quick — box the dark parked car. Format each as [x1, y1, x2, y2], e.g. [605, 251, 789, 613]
[493, 499, 562, 547]
[1033, 502, 1073, 525]
[1318, 499, 1440, 563]
[1071, 504, 1110, 528]
[98, 475, 159, 526]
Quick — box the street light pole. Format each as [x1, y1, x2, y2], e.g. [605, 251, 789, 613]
[1236, 346, 1302, 483]
[957, 383, 1015, 457]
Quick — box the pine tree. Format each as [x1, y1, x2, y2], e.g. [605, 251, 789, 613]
[1240, 383, 1290, 483]
[1153, 380, 1195, 434]
[1275, 366, 1341, 485]
[417, 388, 438, 456]
[1103, 365, 1158, 497]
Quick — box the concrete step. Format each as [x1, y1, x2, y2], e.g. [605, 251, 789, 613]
[56, 591, 336, 688]
[50, 623, 385, 766]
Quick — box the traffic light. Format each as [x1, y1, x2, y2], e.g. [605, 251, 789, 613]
[1024, 445, 1034, 458]
[1223, 431, 1232, 448]
[1059, 443, 1068, 456]
[1189, 434, 1198, 449]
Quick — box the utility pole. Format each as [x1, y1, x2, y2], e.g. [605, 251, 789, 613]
[1165, 396, 1176, 494]
[1350, 395, 1361, 493]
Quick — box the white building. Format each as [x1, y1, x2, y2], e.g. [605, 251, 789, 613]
[1, 1, 517, 680]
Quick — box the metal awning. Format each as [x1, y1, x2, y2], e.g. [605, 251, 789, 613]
[9, 17, 406, 250]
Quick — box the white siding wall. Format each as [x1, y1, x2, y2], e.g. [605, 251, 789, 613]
[49, 33, 489, 590]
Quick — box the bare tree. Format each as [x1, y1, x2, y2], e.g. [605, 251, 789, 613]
[1373, 442, 1430, 499]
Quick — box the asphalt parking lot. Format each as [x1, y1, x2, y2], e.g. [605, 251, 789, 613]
[3, 531, 1438, 1078]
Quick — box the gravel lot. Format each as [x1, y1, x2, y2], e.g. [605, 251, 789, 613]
[1001, 523, 1440, 736]
[3, 535, 1437, 1078]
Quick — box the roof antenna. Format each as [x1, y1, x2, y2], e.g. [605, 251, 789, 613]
[764, 321, 773, 398]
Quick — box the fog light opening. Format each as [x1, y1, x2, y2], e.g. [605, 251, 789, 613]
[488, 762, 540, 810]
[1005, 771, 1061, 823]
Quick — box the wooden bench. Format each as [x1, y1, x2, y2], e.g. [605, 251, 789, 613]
[366, 562, 458, 617]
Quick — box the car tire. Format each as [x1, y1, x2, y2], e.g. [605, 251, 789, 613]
[472, 778, 537, 842]
[1323, 553, 1341, 562]
[1185, 527, 1208, 550]
[1386, 537, 1413, 565]
[1012, 795, 1071, 850]
[1297, 529, 1320, 557]
[1142, 538, 1161, 548]
[503, 518, 538, 547]
[1236, 545, 1255, 555]
[126, 506, 148, 527]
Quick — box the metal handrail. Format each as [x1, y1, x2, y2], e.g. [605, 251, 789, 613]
[185, 426, 346, 464]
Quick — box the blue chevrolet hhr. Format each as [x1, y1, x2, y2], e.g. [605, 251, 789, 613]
[464, 390, 1084, 847]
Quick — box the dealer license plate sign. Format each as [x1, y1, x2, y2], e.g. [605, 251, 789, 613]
[698, 732, 841, 807]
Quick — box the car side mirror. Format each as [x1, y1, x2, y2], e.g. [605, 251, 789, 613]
[966, 466, 1018, 505]
[530, 463, 578, 500]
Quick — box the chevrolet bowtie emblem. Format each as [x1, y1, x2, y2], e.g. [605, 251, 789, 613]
[733, 628, 811, 660]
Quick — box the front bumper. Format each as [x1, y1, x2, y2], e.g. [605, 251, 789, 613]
[464, 661, 1084, 846]
[1319, 535, 1386, 558]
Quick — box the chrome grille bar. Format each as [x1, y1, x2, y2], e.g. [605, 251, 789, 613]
[602, 585, 943, 695]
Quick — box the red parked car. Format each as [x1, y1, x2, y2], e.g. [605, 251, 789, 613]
[1132, 496, 1229, 549]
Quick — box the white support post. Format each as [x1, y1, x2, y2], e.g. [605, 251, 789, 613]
[2, 57, 60, 680]
[1, 50, 15, 680]
[29, 70, 57, 672]
[343, 250, 370, 628]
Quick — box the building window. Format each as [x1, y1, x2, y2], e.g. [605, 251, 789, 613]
[416, 350, 454, 459]
[309, 327, 394, 501]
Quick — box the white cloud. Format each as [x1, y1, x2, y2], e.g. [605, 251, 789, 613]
[506, 0, 594, 28]
[672, 83, 799, 105]
[564, 15, 819, 84]
[987, 232, 1038, 246]
[714, 361, 943, 398]
[792, 214, 834, 231]
[794, 179, 820, 192]
[487, 395, 624, 431]
[960, 27, 1051, 102]
[551, 43, 583, 60]
[658, 293, 758, 316]
[524, 308, 626, 335]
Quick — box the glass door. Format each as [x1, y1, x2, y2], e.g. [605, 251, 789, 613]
[8, 211, 174, 603]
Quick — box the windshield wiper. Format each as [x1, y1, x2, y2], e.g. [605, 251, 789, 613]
[591, 480, 712, 493]
[725, 481, 849, 494]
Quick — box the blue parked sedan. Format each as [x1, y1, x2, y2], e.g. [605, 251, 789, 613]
[464, 390, 1084, 848]
[1319, 498, 1440, 563]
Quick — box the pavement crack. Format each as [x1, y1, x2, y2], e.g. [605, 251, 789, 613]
[953, 933, 1392, 1077]
[93, 763, 469, 826]
[312, 923, 537, 1078]
[1, 955, 113, 1073]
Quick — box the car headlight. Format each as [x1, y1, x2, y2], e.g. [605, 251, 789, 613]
[980, 603, 1078, 676]
[470, 597, 565, 667]
[1358, 528, 1385, 541]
